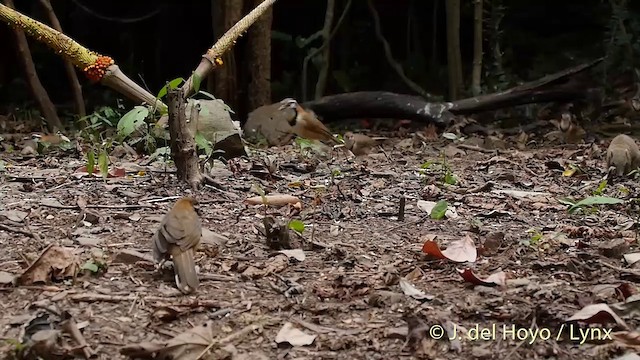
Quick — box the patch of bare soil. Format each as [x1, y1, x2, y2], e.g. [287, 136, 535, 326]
[1, 134, 640, 360]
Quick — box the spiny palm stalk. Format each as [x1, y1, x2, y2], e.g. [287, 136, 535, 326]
[0, 4, 107, 81]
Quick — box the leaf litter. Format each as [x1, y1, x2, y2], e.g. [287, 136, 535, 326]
[1, 130, 640, 359]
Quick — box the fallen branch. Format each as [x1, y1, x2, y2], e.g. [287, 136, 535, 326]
[0, 223, 39, 238]
[68, 293, 229, 308]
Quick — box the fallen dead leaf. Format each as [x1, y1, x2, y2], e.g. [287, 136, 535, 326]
[17, 245, 79, 285]
[0, 209, 28, 222]
[275, 322, 316, 346]
[421, 235, 477, 263]
[264, 254, 289, 275]
[399, 278, 434, 301]
[566, 303, 629, 330]
[458, 268, 507, 287]
[623, 253, 640, 266]
[121, 321, 216, 359]
[245, 194, 301, 207]
[0, 271, 15, 286]
[612, 331, 640, 348]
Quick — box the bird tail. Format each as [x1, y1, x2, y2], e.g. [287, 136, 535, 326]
[170, 248, 199, 294]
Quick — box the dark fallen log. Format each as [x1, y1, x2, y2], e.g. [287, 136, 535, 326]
[301, 57, 604, 125]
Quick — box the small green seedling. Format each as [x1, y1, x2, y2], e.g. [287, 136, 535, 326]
[559, 195, 624, 214]
[430, 200, 448, 220]
[288, 219, 305, 234]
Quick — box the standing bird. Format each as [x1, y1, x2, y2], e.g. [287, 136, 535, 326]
[278, 98, 340, 144]
[606, 134, 640, 177]
[344, 132, 387, 156]
[152, 197, 202, 294]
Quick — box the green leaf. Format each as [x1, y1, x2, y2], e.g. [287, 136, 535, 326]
[430, 200, 448, 220]
[192, 73, 202, 93]
[117, 106, 149, 138]
[593, 179, 608, 195]
[98, 150, 109, 178]
[288, 219, 305, 233]
[81, 261, 99, 273]
[157, 77, 185, 99]
[444, 170, 457, 185]
[195, 132, 213, 157]
[567, 196, 624, 214]
[87, 150, 95, 175]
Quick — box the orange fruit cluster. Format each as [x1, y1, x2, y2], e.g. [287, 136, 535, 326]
[83, 56, 115, 82]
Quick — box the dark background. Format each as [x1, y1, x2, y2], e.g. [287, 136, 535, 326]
[0, 0, 635, 122]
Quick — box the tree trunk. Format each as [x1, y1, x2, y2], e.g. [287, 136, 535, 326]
[471, 0, 483, 96]
[445, 0, 463, 100]
[211, 0, 243, 110]
[246, 0, 273, 110]
[38, 0, 86, 118]
[4, 0, 62, 132]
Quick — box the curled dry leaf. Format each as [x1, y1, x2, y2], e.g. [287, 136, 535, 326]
[566, 303, 629, 330]
[245, 194, 301, 207]
[399, 278, 434, 301]
[17, 245, 79, 285]
[421, 235, 477, 263]
[275, 322, 316, 347]
[120, 321, 215, 360]
[458, 268, 507, 287]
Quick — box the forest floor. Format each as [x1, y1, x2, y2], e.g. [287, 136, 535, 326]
[1, 129, 640, 360]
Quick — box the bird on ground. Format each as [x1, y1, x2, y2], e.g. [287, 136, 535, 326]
[278, 98, 340, 144]
[152, 197, 202, 294]
[606, 134, 640, 178]
[344, 132, 387, 156]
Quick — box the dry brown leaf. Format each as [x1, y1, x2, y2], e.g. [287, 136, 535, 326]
[245, 194, 301, 207]
[264, 254, 289, 275]
[17, 245, 79, 285]
[422, 235, 477, 263]
[274, 322, 316, 346]
[0, 209, 28, 222]
[612, 331, 640, 348]
[566, 303, 629, 330]
[399, 278, 434, 301]
[120, 321, 215, 360]
[458, 268, 507, 287]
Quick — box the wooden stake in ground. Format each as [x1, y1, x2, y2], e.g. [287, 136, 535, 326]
[166, 87, 203, 188]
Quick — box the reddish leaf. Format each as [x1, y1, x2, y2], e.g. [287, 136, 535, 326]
[421, 240, 446, 259]
[458, 268, 507, 287]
